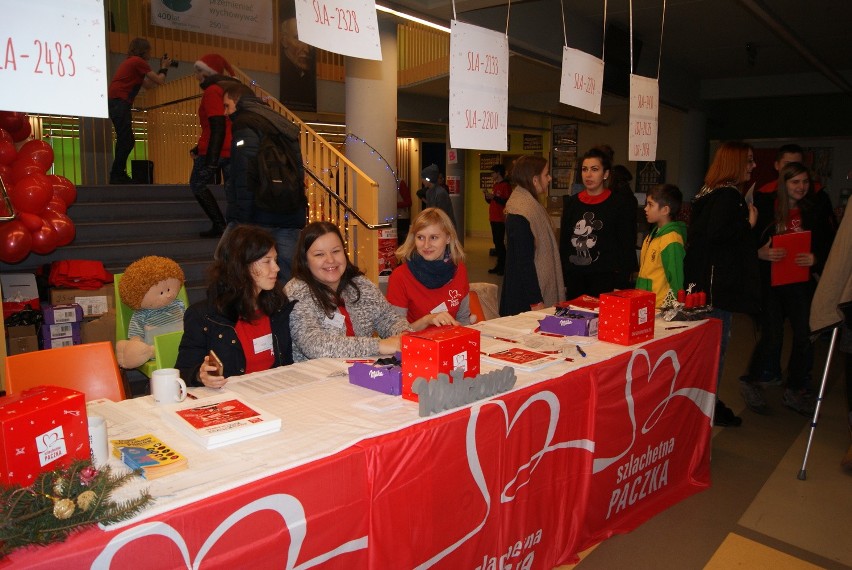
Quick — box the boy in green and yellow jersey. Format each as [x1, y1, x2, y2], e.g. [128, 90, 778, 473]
[637, 184, 687, 307]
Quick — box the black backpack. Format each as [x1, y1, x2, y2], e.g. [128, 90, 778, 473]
[254, 129, 306, 214]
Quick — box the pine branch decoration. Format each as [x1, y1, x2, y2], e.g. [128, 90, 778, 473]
[0, 459, 153, 557]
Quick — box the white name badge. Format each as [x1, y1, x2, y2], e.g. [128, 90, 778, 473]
[324, 311, 347, 329]
[253, 334, 273, 355]
[431, 302, 449, 314]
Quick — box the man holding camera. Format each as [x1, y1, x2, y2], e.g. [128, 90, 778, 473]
[107, 38, 172, 185]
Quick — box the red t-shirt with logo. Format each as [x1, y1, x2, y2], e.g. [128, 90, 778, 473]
[235, 313, 274, 373]
[387, 262, 469, 323]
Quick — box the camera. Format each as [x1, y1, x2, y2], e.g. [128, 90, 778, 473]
[163, 53, 179, 68]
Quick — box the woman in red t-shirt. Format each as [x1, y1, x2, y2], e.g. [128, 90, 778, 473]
[739, 162, 835, 415]
[176, 226, 295, 387]
[387, 208, 472, 329]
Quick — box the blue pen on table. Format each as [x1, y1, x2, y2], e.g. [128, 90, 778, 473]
[575, 344, 587, 358]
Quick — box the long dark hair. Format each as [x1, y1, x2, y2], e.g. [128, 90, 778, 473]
[775, 162, 811, 233]
[207, 225, 287, 322]
[291, 222, 364, 317]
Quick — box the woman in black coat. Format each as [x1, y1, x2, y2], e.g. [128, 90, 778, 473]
[683, 141, 758, 427]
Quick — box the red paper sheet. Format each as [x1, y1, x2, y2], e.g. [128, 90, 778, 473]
[771, 231, 811, 286]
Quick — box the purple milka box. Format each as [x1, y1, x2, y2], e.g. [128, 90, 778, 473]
[41, 303, 84, 325]
[538, 310, 599, 337]
[348, 362, 402, 395]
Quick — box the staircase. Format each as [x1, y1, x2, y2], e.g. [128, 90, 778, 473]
[0, 183, 226, 304]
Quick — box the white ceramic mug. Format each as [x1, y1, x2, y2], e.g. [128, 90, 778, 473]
[151, 368, 187, 405]
[88, 415, 109, 467]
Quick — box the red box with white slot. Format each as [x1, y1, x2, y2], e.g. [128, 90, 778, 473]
[400, 326, 480, 402]
[598, 289, 656, 345]
[0, 386, 89, 486]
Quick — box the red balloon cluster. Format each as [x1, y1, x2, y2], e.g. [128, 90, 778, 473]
[0, 111, 77, 264]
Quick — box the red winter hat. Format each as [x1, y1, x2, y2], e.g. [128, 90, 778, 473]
[194, 53, 234, 77]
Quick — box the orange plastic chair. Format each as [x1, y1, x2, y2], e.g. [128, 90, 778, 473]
[469, 290, 487, 324]
[4, 341, 126, 402]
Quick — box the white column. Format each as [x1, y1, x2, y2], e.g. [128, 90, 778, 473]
[344, 18, 398, 227]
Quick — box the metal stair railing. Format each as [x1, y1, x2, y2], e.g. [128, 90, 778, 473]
[135, 66, 387, 282]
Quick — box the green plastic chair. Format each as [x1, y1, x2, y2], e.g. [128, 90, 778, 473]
[114, 273, 189, 377]
[154, 330, 184, 370]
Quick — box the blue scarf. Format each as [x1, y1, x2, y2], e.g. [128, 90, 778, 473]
[407, 250, 457, 289]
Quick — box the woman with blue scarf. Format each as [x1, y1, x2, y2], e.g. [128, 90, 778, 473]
[387, 208, 472, 329]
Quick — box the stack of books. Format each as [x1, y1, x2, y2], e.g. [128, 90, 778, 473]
[110, 434, 188, 480]
[162, 393, 281, 449]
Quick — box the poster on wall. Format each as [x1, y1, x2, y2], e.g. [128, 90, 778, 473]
[448, 20, 509, 151]
[523, 134, 543, 151]
[151, 0, 273, 43]
[560, 47, 604, 114]
[0, 1, 109, 118]
[628, 74, 659, 161]
[377, 228, 397, 280]
[552, 124, 578, 147]
[446, 176, 461, 195]
[294, 0, 381, 60]
[479, 153, 501, 170]
[280, 0, 317, 112]
[636, 160, 666, 195]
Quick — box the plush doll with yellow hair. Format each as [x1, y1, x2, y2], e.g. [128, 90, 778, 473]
[116, 256, 186, 369]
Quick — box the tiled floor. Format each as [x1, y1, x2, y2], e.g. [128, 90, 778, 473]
[462, 234, 852, 570]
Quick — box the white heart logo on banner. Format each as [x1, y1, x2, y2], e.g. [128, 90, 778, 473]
[593, 348, 715, 474]
[92, 494, 367, 569]
[416, 390, 594, 569]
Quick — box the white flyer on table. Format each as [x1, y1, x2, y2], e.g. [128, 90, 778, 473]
[295, 0, 382, 60]
[560, 47, 604, 114]
[628, 74, 659, 161]
[449, 20, 508, 151]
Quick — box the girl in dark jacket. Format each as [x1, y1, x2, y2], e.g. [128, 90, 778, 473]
[739, 162, 835, 415]
[176, 226, 294, 386]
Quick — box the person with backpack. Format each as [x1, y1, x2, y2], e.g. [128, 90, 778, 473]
[222, 83, 307, 283]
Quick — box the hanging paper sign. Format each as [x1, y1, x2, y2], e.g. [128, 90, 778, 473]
[449, 20, 508, 151]
[151, 0, 273, 43]
[0, 1, 109, 118]
[295, 0, 381, 60]
[628, 74, 659, 161]
[559, 47, 604, 114]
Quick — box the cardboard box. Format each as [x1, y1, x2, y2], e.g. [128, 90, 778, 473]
[40, 322, 83, 349]
[598, 289, 656, 345]
[349, 362, 402, 395]
[49, 284, 114, 317]
[6, 325, 39, 355]
[81, 311, 116, 346]
[0, 386, 90, 487]
[1, 273, 40, 319]
[538, 310, 599, 337]
[41, 303, 84, 324]
[401, 326, 480, 402]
